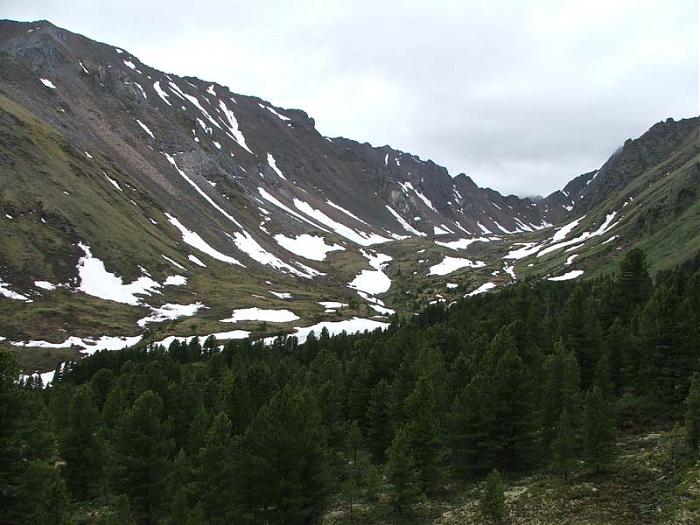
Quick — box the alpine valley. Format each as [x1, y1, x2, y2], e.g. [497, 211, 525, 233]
[0, 19, 698, 375]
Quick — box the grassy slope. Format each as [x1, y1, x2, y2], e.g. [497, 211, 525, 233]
[1, 76, 696, 373]
[322, 429, 700, 525]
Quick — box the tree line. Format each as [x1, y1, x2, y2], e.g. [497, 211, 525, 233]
[1, 249, 699, 524]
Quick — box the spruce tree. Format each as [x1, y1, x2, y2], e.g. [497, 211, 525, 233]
[60, 385, 105, 500]
[195, 412, 238, 523]
[90, 368, 115, 409]
[480, 469, 506, 525]
[404, 373, 447, 492]
[15, 460, 68, 525]
[235, 385, 329, 524]
[448, 381, 488, 480]
[685, 372, 700, 449]
[0, 349, 23, 514]
[485, 346, 535, 472]
[113, 390, 174, 524]
[582, 387, 615, 473]
[541, 341, 581, 448]
[171, 488, 190, 525]
[551, 408, 578, 479]
[386, 427, 423, 515]
[365, 379, 392, 462]
[617, 248, 652, 314]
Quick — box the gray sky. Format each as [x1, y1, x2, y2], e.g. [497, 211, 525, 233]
[3, 0, 698, 196]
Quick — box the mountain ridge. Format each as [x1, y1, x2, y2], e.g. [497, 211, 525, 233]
[0, 19, 697, 365]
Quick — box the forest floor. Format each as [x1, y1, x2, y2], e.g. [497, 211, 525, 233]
[323, 429, 700, 524]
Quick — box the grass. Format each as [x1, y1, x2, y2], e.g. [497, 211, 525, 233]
[321, 429, 700, 525]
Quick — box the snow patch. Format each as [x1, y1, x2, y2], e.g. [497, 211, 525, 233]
[164, 275, 187, 286]
[466, 282, 496, 296]
[319, 301, 346, 309]
[504, 242, 541, 260]
[188, 255, 206, 267]
[13, 335, 143, 355]
[34, 281, 56, 291]
[221, 308, 300, 323]
[436, 237, 489, 250]
[162, 254, 186, 271]
[266, 153, 287, 180]
[137, 302, 204, 327]
[166, 214, 243, 266]
[548, 270, 584, 281]
[258, 188, 327, 230]
[103, 172, 122, 191]
[0, 278, 30, 301]
[385, 205, 425, 236]
[266, 317, 389, 344]
[77, 243, 160, 305]
[273, 233, 344, 261]
[349, 251, 392, 295]
[428, 256, 485, 276]
[294, 199, 391, 246]
[153, 81, 171, 106]
[135, 119, 155, 138]
[219, 100, 253, 153]
[552, 216, 585, 243]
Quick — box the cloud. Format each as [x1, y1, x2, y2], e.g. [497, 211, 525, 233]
[4, 0, 698, 195]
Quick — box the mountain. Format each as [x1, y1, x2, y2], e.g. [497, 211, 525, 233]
[0, 19, 698, 366]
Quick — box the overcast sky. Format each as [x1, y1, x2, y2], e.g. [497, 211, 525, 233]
[4, 0, 698, 196]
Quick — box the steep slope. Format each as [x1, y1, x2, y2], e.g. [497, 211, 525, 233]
[0, 19, 697, 364]
[508, 116, 699, 280]
[0, 19, 541, 349]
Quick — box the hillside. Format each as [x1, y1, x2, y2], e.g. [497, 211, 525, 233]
[0, 19, 697, 373]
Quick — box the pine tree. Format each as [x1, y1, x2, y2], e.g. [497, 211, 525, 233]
[60, 385, 105, 500]
[90, 368, 115, 409]
[235, 385, 329, 524]
[365, 379, 392, 462]
[582, 387, 615, 473]
[386, 427, 423, 515]
[113, 390, 174, 524]
[341, 466, 361, 521]
[448, 381, 489, 480]
[593, 350, 614, 399]
[485, 346, 536, 472]
[404, 373, 447, 492]
[0, 349, 23, 514]
[604, 318, 626, 396]
[348, 420, 363, 466]
[617, 248, 652, 315]
[15, 460, 68, 525]
[480, 469, 507, 525]
[685, 372, 700, 449]
[541, 341, 582, 448]
[20, 392, 56, 461]
[195, 412, 238, 523]
[551, 408, 578, 480]
[171, 487, 190, 525]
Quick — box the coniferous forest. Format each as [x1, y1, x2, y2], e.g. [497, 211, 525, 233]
[2, 249, 700, 524]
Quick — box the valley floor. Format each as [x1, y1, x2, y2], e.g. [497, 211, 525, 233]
[322, 430, 700, 525]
